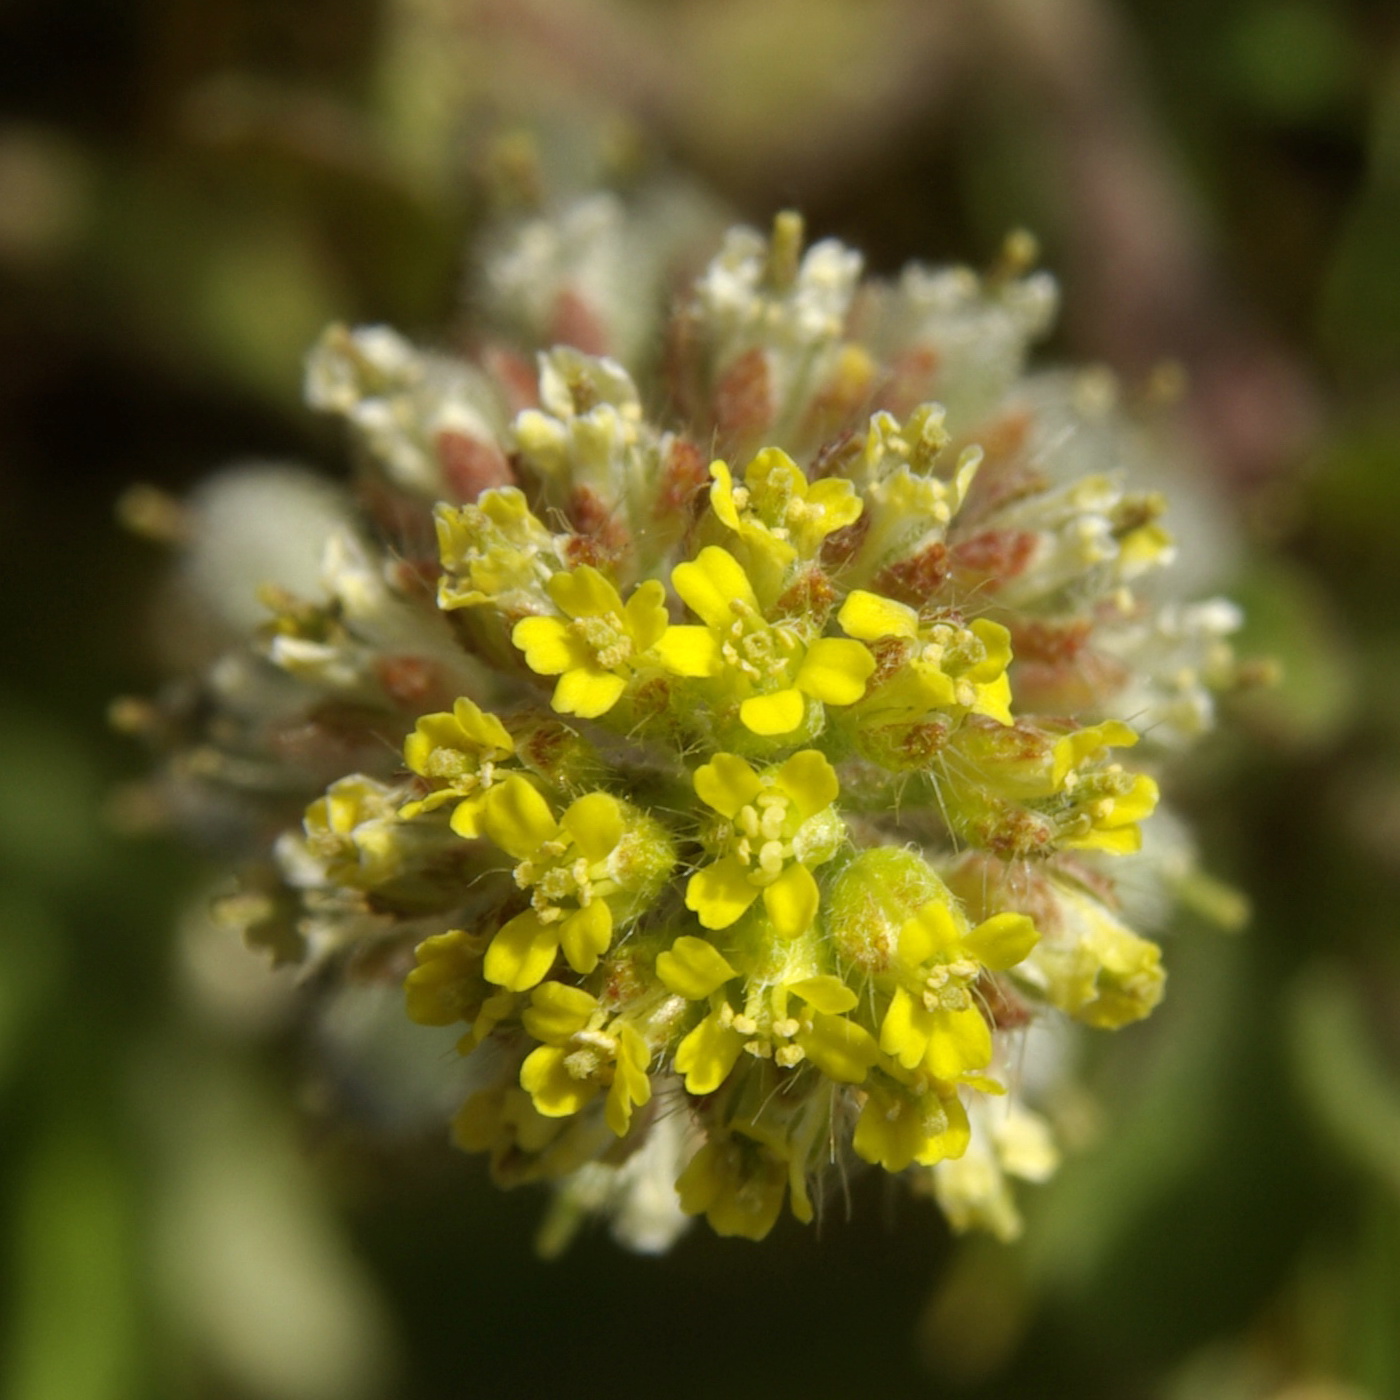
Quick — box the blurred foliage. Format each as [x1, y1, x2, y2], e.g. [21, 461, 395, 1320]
[2, 1, 1399, 1398]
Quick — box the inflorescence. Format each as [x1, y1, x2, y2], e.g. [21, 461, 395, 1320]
[126, 200, 1248, 1250]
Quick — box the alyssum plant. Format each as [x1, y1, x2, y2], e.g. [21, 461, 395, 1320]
[127, 199, 1247, 1250]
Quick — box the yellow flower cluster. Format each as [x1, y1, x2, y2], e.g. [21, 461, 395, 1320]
[141, 205, 1247, 1251]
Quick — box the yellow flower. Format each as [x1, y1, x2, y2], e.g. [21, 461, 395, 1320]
[512, 565, 670, 719]
[661, 932, 877, 1093]
[676, 1121, 810, 1240]
[477, 777, 632, 990]
[435, 487, 560, 613]
[837, 589, 1014, 725]
[656, 546, 873, 736]
[709, 448, 863, 575]
[685, 750, 842, 937]
[877, 901, 1038, 1082]
[853, 1076, 971, 1173]
[518, 983, 653, 1136]
[302, 775, 407, 889]
[1051, 721, 1159, 855]
[399, 697, 515, 834]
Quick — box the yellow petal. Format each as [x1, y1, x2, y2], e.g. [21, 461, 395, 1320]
[788, 974, 857, 1014]
[656, 935, 737, 999]
[853, 1084, 929, 1173]
[452, 697, 514, 752]
[624, 579, 670, 652]
[837, 589, 918, 641]
[796, 1011, 880, 1083]
[963, 912, 1039, 971]
[674, 1012, 745, 1094]
[795, 638, 875, 705]
[966, 620, 1013, 683]
[774, 749, 838, 819]
[971, 673, 1013, 725]
[654, 625, 720, 678]
[481, 775, 558, 859]
[1052, 720, 1139, 787]
[520, 1045, 598, 1117]
[547, 564, 624, 619]
[708, 460, 741, 530]
[686, 856, 761, 930]
[898, 900, 962, 966]
[925, 1006, 992, 1080]
[878, 985, 932, 1070]
[762, 861, 819, 938]
[521, 981, 598, 1044]
[693, 752, 761, 819]
[740, 688, 805, 736]
[606, 1024, 653, 1136]
[552, 666, 627, 719]
[559, 900, 613, 974]
[1063, 824, 1143, 855]
[483, 910, 559, 990]
[672, 546, 756, 627]
[913, 1091, 971, 1167]
[804, 477, 863, 530]
[448, 791, 490, 840]
[560, 791, 623, 861]
[512, 615, 588, 677]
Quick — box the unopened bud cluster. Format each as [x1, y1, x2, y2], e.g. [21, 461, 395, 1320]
[130, 198, 1246, 1249]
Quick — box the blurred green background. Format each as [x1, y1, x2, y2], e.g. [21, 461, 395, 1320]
[2, 2, 1399, 1398]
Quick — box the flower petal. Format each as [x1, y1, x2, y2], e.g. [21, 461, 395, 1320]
[483, 910, 559, 990]
[624, 579, 670, 652]
[878, 985, 933, 1069]
[708, 460, 741, 530]
[962, 912, 1039, 971]
[481, 775, 558, 859]
[774, 749, 838, 820]
[925, 1005, 993, 1080]
[672, 546, 756, 627]
[656, 935, 737, 999]
[788, 974, 857, 1014]
[559, 899, 613, 974]
[654, 625, 720, 678]
[898, 900, 962, 966]
[686, 856, 761, 930]
[762, 861, 819, 938]
[547, 564, 624, 619]
[674, 1012, 745, 1094]
[521, 981, 599, 1044]
[795, 638, 875, 705]
[693, 752, 761, 819]
[512, 615, 589, 677]
[521, 1045, 599, 1117]
[796, 1011, 879, 1083]
[448, 791, 490, 840]
[552, 666, 627, 719]
[739, 688, 805, 736]
[837, 589, 918, 641]
[560, 791, 623, 861]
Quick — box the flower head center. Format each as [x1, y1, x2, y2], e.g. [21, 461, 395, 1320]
[571, 613, 633, 669]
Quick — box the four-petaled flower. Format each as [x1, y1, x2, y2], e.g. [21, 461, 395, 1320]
[478, 776, 630, 990]
[838, 589, 1015, 726]
[399, 697, 516, 833]
[656, 545, 874, 736]
[518, 982, 653, 1136]
[512, 565, 669, 719]
[1050, 721, 1159, 854]
[685, 750, 843, 937]
[710, 447, 863, 583]
[878, 900, 1038, 1081]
